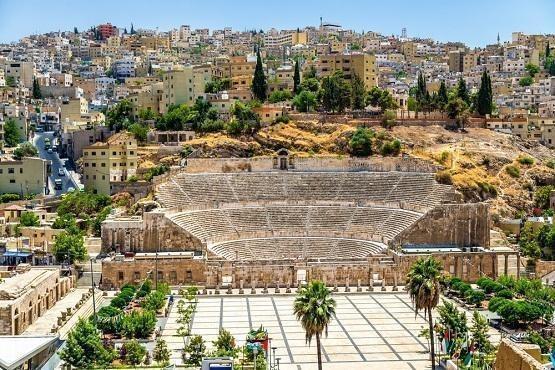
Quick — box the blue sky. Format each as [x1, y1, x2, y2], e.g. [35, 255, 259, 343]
[0, 0, 553, 46]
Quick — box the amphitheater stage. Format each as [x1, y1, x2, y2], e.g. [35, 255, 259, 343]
[161, 292, 432, 369]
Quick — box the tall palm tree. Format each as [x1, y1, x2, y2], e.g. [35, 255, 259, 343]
[293, 280, 336, 370]
[406, 256, 443, 370]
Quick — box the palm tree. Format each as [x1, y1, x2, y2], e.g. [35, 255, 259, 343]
[293, 280, 336, 370]
[406, 256, 443, 370]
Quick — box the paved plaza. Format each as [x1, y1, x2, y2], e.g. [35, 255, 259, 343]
[162, 292, 434, 369]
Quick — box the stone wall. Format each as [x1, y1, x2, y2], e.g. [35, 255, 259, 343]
[101, 212, 203, 253]
[535, 260, 555, 280]
[394, 203, 490, 247]
[109, 181, 152, 200]
[101, 251, 505, 289]
[0, 269, 74, 335]
[494, 339, 544, 370]
[183, 156, 440, 174]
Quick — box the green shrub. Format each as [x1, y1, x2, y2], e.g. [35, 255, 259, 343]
[122, 339, 146, 365]
[488, 297, 510, 312]
[349, 127, 374, 157]
[199, 119, 225, 133]
[0, 193, 21, 203]
[145, 164, 169, 181]
[142, 291, 166, 311]
[111, 296, 127, 309]
[121, 310, 157, 339]
[496, 289, 514, 299]
[466, 290, 486, 305]
[380, 140, 401, 156]
[506, 165, 520, 178]
[518, 156, 534, 165]
[435, 170, 453, 185]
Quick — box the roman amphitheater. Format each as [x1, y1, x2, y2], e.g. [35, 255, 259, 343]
[100, 151, 520, 290]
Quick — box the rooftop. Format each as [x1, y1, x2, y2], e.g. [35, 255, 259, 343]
[0, 268, 59, 302]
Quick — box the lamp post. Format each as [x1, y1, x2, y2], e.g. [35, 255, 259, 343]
[271, 347, 277, 369]
[90, 257, 96, 323]
[252, 347, 258, 370]
[276, 357, 280, 370]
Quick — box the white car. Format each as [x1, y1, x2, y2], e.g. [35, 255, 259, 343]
[47, 148, 53, 154]
[67, 187, 75, 193]
[58, 168, 65, 176]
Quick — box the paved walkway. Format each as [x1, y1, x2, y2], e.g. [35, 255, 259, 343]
[163, 291, 433, 369]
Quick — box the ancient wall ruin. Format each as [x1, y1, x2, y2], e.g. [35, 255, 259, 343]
[101, 212, 203, 253]
[183, 156, 440, 174]
[494, 339, 544, 370]
[394, 203, 490, 247]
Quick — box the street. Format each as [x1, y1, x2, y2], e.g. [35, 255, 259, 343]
[32, 131, 82, 196]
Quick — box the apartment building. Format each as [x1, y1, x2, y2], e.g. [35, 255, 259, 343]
[128, 83, 163, 119]
[159, 66, 211, 114]
[317, 53, 378, 89]
[448, 50, 476, 73]
[263, 30, 308, 47]
[0, 156, 50, 196]
[82, 132, 138, 195]
[97, 23, 118, 40]
[60, 97, 88, 124]
[2, 61, 34, 88]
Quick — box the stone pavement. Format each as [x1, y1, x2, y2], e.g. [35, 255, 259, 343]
[162, 292, 434, 369]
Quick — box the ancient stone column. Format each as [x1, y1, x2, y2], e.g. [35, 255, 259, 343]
[344, 277, 351, 292]
[286, 279, 291, 293]
[262, 283, 268, 294]
[356, 279, 362, 292]
[381, 275, 386, 292]
[516, 253, 521, 278]
[251, 281, 256, 295]
[367, 271, 374, 292]
[239, 280, 244, 294]
[504, 254, 509, 276]
[215, 284, 220, 295]
[275, 282, 281, 294]
[392, 271, 398, 291]
[492, 254, 497, 279]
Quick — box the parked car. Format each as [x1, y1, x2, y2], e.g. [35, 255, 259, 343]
[58, 168, 65, 176]
[47, 148, 53, 154]
[54, 179, 63, 190]
[67, 186, 75, 192]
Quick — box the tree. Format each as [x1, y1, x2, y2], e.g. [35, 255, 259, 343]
[535, 185, 555, 210]
[415, 72, 428, 111]
[367, 86, 398, 112]
[349, 127, 374, 156]
[293, 90, 317, 112]
[251, 49, 267, 101]
[437, 80, 449, 111]
[471, 310, 493, 354]
[476, 70, 493, 116]
[293, 59, 301, 94]
[56, 190, 111, 218]
[546, 42, 551, 59]
[106, 99, 134, 131]
[213, 328, 237, 357]
[130, 23, 135, 34]
[4, 118, 21, 147]
[5, 75, 16, 87]
[121, 310, 157, 339]
[20, 211, 40, 227]
[525, 63, 540, 77]
[128, 123, 149, 143]
[123, 339, 146, 366]
[268, 90, 292, 103]
[406, 256, 442, 370]
[32, 78, 42, 99]
[456, 77, 471, 105]
[321, 72, 351, 113]
[184, 335, 206, 366]
[299, 77, 320, 93]
[153, 338, 171, 367]
[59, 318, 114, 368]
[52, 214, 78, 230]
[446, 97, 470, 129]
[74, 27, 78, 34]
[13, 142, 38, 159]
[52, 230, 86, 264]
[350, 73, 366, 110]
[519, 76, 533, 87]
[293, 280, 336, 370]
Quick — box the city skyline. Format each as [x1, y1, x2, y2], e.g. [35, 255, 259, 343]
[0, 0, 554, 46]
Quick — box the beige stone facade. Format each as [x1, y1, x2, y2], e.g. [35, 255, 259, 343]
[0, 267, 73, 335]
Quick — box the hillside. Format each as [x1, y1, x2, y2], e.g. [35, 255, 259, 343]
[146, 119, 555, 218]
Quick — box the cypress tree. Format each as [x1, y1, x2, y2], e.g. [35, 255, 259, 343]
[415, 72, 427, 111]
[74, 27, 78, 34]
[130, 23, 135, 34]
[456, 77, 471, 105]
[437, 80, 448, 110]
[350, 73, 366, 110]
[293, 59, 301, 94]
[476, 70, 493, 115]
[251, 49, 267, 101]
[32, 78, 42, 99]
[546, 42, 550, 59]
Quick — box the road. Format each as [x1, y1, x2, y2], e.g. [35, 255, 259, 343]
[32, 131, 81, 196]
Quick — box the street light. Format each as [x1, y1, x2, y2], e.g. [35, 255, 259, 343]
[90, 257, 97, 323]
[252, 346, 258, 370]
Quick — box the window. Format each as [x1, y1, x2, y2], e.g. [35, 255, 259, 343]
[19, 168, 23, 174]
[92, 163, 96, 167]
[9, 179, 15, 183]
[92, 152, 96, 156]
[8, 168, 14, 174]
[101, 163, 106, 167]
[112, 151, 116, 155]
[101, 151, 105, 155]
[134, 271, 140, 280]
[118, 271, 124, 281]
[186, 270, 192, 281]
[112, 163, 117, 167]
